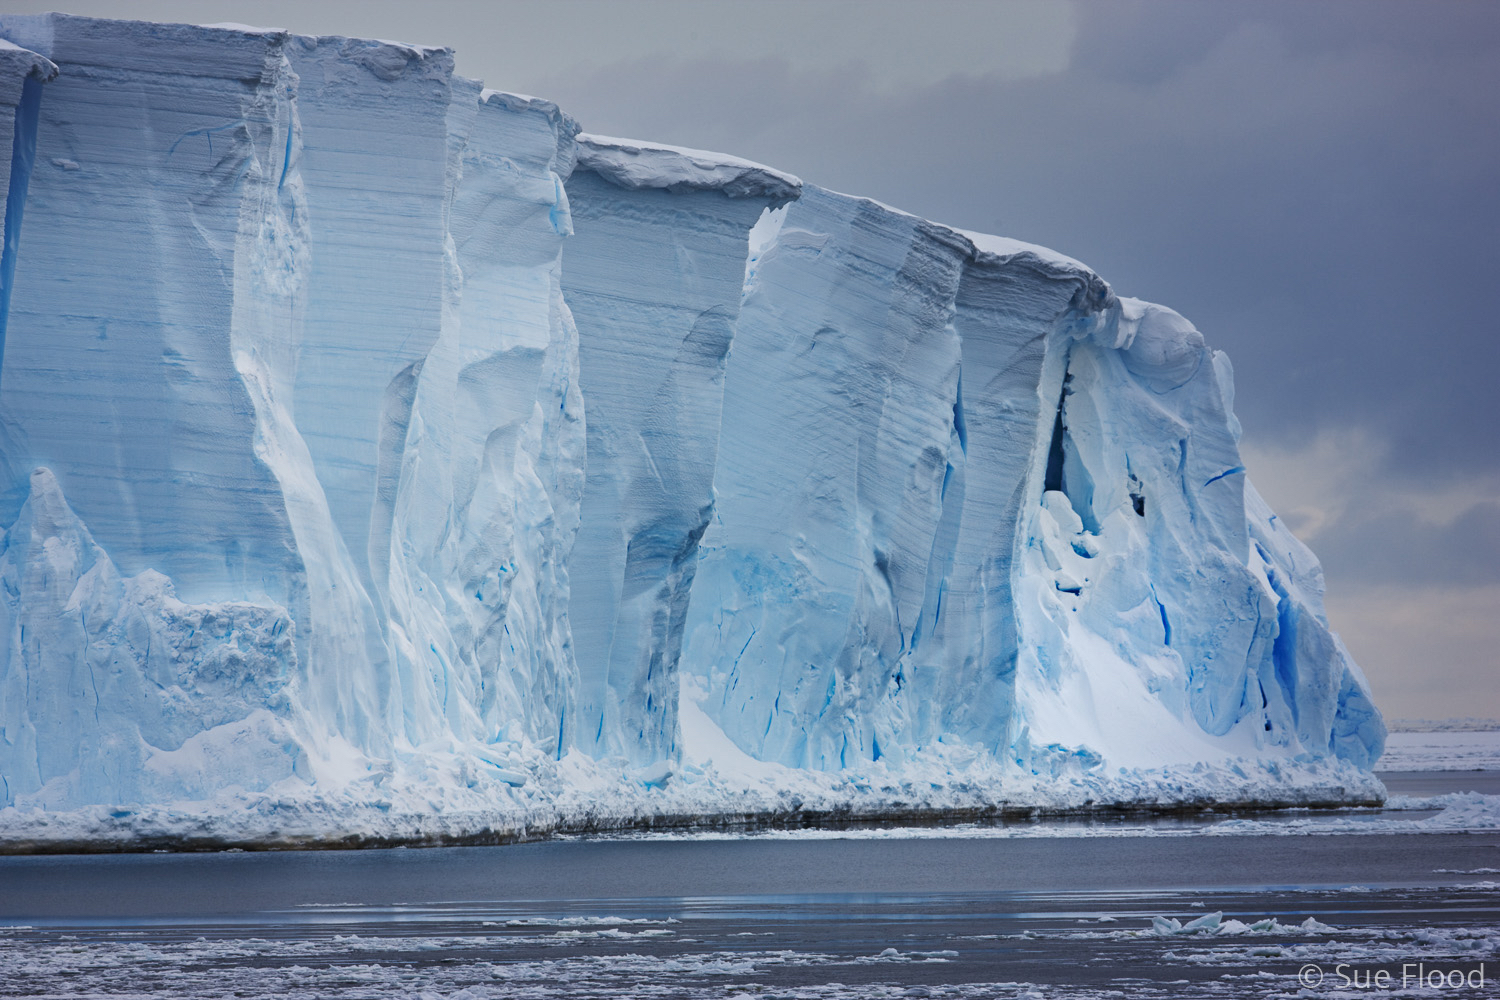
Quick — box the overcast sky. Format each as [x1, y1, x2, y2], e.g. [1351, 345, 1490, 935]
[6, 0, 1496, 721]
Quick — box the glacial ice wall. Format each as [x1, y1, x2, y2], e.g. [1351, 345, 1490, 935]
[0, 14, 1383, 836]
[681, 187, 974, 769]
[562, 135, 798, 765]
[381, 88, 585, 756]
[680, 206, 1115, 769]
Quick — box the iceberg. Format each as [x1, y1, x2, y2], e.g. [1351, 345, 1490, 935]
[0, 14, 1383, 849]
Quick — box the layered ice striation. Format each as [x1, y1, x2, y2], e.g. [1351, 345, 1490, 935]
[0, 14, 1383, 843]
[563, 135, 797, 766]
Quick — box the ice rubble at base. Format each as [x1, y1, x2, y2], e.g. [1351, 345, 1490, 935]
[0, 14, 1384, 844]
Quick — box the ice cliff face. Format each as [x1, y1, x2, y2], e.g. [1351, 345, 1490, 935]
[0, 14, 1383, 841]
[562, 135, 798, 765]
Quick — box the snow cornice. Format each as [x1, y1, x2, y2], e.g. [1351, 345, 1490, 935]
[575, 133, 801, 203]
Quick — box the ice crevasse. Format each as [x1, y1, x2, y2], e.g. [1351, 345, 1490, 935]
[0, 14, 1384, 847]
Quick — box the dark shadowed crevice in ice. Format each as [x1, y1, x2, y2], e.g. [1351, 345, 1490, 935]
[1043, 374, 1069, 496]
[1150, 583, 1172, 647]
[1265, 563, 1302, 731]
[0, 75, 42, 374]
[1202, 465, 1246, 489]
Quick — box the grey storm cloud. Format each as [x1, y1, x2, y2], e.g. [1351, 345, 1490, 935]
[1315, 501, 1500, 590]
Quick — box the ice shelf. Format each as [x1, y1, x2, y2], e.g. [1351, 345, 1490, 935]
[0, 13, 1384, 847]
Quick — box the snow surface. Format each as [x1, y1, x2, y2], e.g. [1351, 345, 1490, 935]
[0, 13, 1386, 847]
[0, 39, 55, 91]
[575, 133, 801, 200]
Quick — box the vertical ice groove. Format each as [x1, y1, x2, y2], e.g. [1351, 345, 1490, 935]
[562, 134, 798, 765]
[682, 188, 969, 770]
[0, 43, 55, 372]
[384, 87, 585, 752]
[283, 35, 457, 604]
[913, 249, 1100, 750]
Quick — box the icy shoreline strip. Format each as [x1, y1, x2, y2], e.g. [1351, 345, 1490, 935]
[0, 797, 1393, 855]
[23, 782, 1500, 855]
[0, 743, 1390, 854]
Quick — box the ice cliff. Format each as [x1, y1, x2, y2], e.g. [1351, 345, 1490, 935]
[0, 14, 1384, 848]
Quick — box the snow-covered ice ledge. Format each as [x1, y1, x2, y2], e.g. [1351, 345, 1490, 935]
[575, 134, 801, 200]
[0, 13, 1384, 849]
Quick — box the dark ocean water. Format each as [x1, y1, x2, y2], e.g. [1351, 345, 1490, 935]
[1, 830, 1497, 998]
[1, 768, 1497, 999]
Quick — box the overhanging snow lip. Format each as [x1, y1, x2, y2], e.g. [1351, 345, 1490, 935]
[480, 88, 580, 141]
[959, 228, 1097, 279]
[0, 39, 57, 84]
[291, 32, 452, 61]
[953, 227, 1118, 324]
[0, 12, 292, 81]
[2, 12, 456, 69]
[0, 12, 291, 47]
[196, 21, 290, 35]
[575, 133, 801, 202]
[796, 188, 1102, 283]
[481, 89, 562, 118]
[793, 191, 1109, 299]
